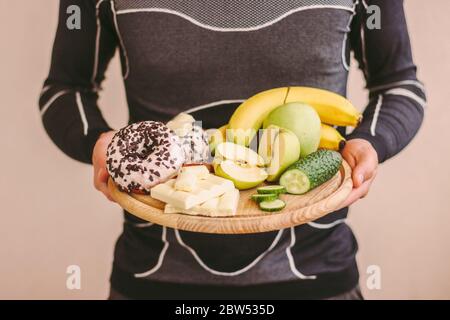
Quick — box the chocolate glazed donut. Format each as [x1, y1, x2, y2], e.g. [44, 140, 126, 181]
[106, 121, 185, 194]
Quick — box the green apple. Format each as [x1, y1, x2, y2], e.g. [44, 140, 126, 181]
[263, 103, 321, 158]
[215, 160, 268, 190]
[259, 125, 301, 182]
[215, 142, 264, 167]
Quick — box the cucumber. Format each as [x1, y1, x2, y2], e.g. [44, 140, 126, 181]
[259, 199, 286, 212]
[256, 185, 286, 195]
[279, 149, 342, 194]
[251, 193, 278, 203]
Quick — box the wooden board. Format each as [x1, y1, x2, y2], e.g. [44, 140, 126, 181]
[108, 160, 353, 234]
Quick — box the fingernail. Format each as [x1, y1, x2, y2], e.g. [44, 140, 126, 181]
[358, 174, 364, 184]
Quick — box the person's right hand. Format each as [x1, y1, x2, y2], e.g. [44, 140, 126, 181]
[92, 130, 116, 202]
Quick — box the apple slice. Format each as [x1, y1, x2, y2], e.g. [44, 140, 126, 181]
[205, 127, 225, 155]
[215, 160, 268, 190]
[259, 125, 301, 182]
[215, 142, 264, 167]
[258, 125, 280, 166]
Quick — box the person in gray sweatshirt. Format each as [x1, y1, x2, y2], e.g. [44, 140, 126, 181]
[39, 0, 425, 299]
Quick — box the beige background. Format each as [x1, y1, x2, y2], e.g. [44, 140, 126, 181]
[1, 0, 449, 299]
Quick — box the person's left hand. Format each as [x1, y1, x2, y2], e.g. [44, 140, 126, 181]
[338, 138, 379, 209]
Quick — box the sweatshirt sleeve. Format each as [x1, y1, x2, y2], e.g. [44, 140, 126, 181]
[348, 0, 426, 163]
[38, 0, 117, 164]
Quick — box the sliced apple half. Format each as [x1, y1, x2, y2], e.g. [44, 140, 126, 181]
[258, 125, 301, 182]
[215, 160, 268, 190]
[215, 142, 264, 167]
[258, 125, 280, 166]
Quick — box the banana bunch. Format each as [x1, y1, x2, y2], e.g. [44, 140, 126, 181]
[227, 86, 360, 150]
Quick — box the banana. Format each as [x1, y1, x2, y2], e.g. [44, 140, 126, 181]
[319, 124, 346, 151]
[286, 87, 361, 127]
[228, 86, 360, 146]
[228, 87, 288, 145]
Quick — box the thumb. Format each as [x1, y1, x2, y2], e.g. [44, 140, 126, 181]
[352, 154, 375, 188]
[352, 168, 365, 188]
[98, 167, 110, 184]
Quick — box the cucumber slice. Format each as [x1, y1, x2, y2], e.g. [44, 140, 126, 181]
[251, 193, 278, 203]
[259, 199, 286, 212]
[256, 185, 287, 195]
[279, 169, 310, 195]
